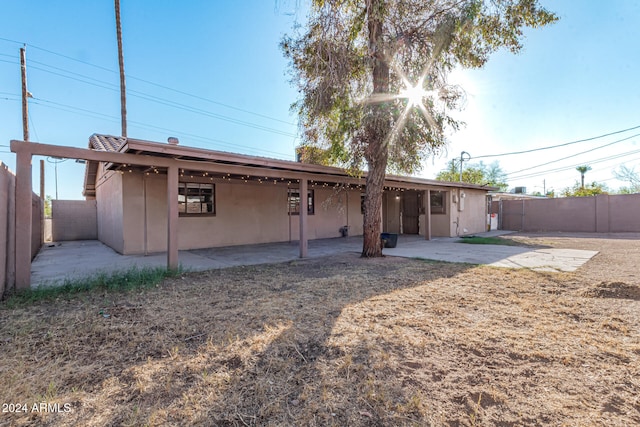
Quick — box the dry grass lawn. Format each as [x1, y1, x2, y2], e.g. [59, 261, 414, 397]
[1, 233, 639, 426]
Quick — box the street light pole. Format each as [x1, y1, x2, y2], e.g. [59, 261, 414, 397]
[47, 157, 68, 200]
[459, 151, 470, 182]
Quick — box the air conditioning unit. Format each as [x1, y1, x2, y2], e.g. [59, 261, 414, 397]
[514, 186, 527, 194]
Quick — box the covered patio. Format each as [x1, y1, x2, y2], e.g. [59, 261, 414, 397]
[10, 136, 494, 290]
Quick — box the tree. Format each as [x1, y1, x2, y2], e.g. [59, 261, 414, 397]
[282, 0, 556, 257]
[613, 165, 640, 193]
[576, 165, 591, 189]
[561, 181, 608, 197]
[44, 195, 52, 218]
[436, 160, 508, 191]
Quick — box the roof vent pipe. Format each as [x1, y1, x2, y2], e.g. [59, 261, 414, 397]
[167, 137, 179, 145]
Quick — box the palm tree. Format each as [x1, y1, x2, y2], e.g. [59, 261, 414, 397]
[576, 165, 592, 189]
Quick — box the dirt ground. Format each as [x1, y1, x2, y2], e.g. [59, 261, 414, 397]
[0, 232, 639, 426]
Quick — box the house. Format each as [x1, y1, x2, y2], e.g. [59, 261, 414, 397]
[8, 135, 496, 288]
[81, 134, 494, 255]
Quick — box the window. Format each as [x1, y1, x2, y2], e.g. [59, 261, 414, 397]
[430, 191, 446, 214]
[178, 182, 215, 216]
[288, 189, 314, 215]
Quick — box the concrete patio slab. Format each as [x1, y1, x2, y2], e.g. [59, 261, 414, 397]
[384, 241, 598, 272]
[30, 232, 598, 288]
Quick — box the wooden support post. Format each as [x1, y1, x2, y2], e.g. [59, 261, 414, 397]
[299, 178, 308, 258]
[15, 146, 33, 289]
[425, 189, 431, 240]
[167, 164, 179, 270]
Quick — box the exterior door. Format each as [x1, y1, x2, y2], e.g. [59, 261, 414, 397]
[402, 190, 419, 234]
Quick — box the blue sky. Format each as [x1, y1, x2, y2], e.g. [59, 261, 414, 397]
[1, 0, 639, 199]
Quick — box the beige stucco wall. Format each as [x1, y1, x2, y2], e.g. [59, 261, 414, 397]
[51, 200, 97, 241]
[96, 166, 124, 253]
[430, 190, 452, 237]
[118, 175, 367, 254]
[455, 189, 489, 236]
[177, 180, 290, 251]
[144, 174, 169, 253]
[96, 169, 490, 254]
[288, 187, 362, 241]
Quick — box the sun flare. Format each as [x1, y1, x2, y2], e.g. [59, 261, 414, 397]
[400, 84, 426, 107]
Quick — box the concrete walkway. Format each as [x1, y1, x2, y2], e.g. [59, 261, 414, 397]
[30, 231, 598, 288]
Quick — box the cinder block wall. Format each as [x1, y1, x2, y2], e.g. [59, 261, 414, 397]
[0, 163, 16, 298]
[52, 200, 98, 241]
[0, 162, 45, 298]
[31, 194, 43, 259]
[498, 194, 640, 232]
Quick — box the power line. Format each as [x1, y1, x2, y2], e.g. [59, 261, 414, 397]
[29, 97, 295, 158]
[472, 124, 640, 159]
[509, 149, 640, 181]
[505, 133, 640, 177]
[508, 148, 640, 181]
[27, 61, 298, 138]
[0, 38, 297, 125]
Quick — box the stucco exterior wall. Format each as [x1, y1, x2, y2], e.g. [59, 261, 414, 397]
[96, 166, 124, 253]
[288, 187, 361, 241]
[430, 190, 451, 237]
[116, 175, 369, 254]
[455, 189, 489, 235]
[97, 169, 492, 254]
[177, 180, 291, 251]
[51, 200, 97, 241]
[144, 174, 168, 253]
[346, 191, 364, 236]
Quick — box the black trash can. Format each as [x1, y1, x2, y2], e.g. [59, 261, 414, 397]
[380, 233, 398, 248]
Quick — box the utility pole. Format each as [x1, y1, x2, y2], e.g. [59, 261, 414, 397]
[20, 46, 29, 141]
[115, 0, 127, 137]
